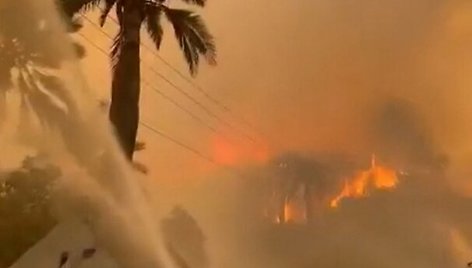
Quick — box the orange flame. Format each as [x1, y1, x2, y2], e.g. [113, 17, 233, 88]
[330, 154, 398, 208]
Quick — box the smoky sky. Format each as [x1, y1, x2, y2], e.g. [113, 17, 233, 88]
[198, 0, 472, 159]
[141, 1, 472, 267]
[70, 0, 472, 182]
[5, 1, 472, 267]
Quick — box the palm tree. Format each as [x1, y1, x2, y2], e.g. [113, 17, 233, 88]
[0, 0, 85, 136]
[61, 0, 216, 160]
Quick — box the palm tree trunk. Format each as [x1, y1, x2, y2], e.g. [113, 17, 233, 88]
[109, 0, 143, 160]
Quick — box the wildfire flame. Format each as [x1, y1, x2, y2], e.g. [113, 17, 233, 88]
[330, 154, 398, 208]
[267, 154, 398, 225]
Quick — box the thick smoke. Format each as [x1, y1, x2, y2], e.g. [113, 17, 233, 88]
[3, 0, 472, 267]
[0, 1, 174, 267]
[151, 0, 472, 267]
[171, 147, 472, 268]
[189, 0, 472, 159]
[369, 98, 448, 174]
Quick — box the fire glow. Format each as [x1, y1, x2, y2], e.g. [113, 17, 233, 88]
[282, 197, 307, 224]
[330, 154, 399, 208]
[268, 154, 399, 225]
[212, 134, 270, 166]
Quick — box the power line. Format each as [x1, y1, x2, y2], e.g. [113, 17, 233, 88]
[80, 13, 258, 143]
[77, 31, 243, 176]
[78, 28, 254, 177]
[77, 33, 221, 165]
[76, 31, 236, 145]
[140, 121, 247, 179]
[92, 9, 232, 112]
[142, 80, 219, 134]
[98, 11, 259, 132]
[78, 17, 282, 155]
[141, 80, 236, 144]
[130, 24, 260, 133]
[143, 62, 257, 142]
[139, 121, 216, 164]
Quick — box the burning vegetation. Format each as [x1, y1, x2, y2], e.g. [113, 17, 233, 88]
[266, 153, 400, 225]
[330, 154, 398, 208]
[259, 99, 448, 226]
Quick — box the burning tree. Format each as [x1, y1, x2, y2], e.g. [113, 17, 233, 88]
[330, 154, 398, 208]
[268, 153, 344, 224]
[266, 153, 400, 225]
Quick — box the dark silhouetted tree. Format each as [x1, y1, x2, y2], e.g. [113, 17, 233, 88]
[0, 156, 60, 267]
[60, 0, 216, 160]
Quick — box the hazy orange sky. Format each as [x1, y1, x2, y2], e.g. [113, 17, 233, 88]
[77, 0, 472, 182]
[5, 3, 472, 267]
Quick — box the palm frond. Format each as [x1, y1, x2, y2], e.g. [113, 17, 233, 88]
[17, 73, 47, 127]
[164, 8, 216, 75]
[34, 71, 73, 111]
[179, 0, 206, 7]
[23, 71, 68, 129]
[17, 91, 34, 138]
[115, 1, 124, 25]
[99, 0, 117, 26]
[17, 72, 30, 95]
[144, 5, 163, 50]
[110, 31, 124, 71]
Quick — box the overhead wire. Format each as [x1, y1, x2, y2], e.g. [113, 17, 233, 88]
[79, 14, 257, 143]
[76, 31, 230, 169]
[76, 30, 236, 145]
[75, 13, 271, 176]
[139, 121, 217, 164]
[93, 7, 262, 134]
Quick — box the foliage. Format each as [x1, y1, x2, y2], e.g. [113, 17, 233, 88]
[60, 0, 216, 75]
[0, 0, 86, 132]
[0, 156, 60, 268]
[0, 5, 87, 266]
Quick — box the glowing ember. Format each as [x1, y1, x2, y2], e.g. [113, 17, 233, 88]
[330, 154, 398, 208]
